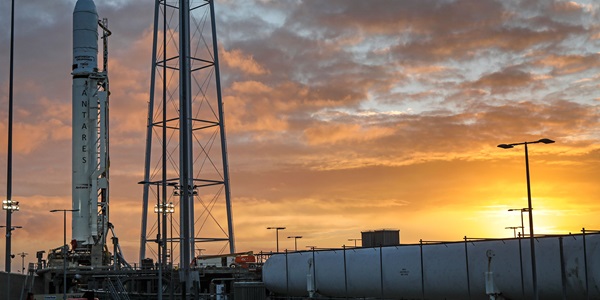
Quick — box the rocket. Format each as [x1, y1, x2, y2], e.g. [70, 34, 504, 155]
[72, 0, 109, 252]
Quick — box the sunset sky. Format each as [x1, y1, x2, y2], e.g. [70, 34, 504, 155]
[1, 0, 600, 270]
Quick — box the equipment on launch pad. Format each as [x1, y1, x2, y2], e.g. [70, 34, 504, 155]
[30, 1, 244, 298]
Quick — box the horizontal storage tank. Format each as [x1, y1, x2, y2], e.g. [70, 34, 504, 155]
[262, 233, 600, 299]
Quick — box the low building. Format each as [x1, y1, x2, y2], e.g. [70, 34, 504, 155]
[361, 229, 400, 247]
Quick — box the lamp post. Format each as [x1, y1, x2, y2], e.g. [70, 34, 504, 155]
[50, 209, 79, 300]
[3, 200, 19, 300]
[156, 201, 175, 263]
[287, 236, 302, 251]
[152, 182, 165, 300]
[165, 200, 175, 300]
[508, 208, 529, 238]
[505, 226, 520, 238]
[3, 200, 20, 270]
[167, 202, 175, 265]
[17, 252, 27, 273]
[498, 137, 554, 300]
[348, 238, 361, 247]
[5, 0, 17, 298]
[267, 227, 286, 252]
[0, 225, 21, 274]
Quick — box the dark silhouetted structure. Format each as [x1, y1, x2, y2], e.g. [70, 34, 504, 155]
[361, 229, 400, 247]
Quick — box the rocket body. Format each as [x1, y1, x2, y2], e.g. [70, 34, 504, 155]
[72, 0, 99, 246]
[73, 0, 98, 75]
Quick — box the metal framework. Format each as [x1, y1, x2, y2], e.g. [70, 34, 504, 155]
[139, 0, 235, 290]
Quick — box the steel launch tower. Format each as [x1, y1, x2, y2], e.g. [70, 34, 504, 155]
[139, 0, 235, 292]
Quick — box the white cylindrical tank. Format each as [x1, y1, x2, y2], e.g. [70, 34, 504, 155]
[262, 234, 600, 299]
[72, 0, 98, 245]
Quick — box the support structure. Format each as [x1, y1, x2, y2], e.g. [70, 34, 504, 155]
[140, 0, 236, 294]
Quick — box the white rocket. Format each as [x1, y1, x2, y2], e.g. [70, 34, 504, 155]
[72, 0, 109, 251]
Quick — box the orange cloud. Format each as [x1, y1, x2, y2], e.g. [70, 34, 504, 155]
[303, 122, 395, 146]
[222, 48, 269, 75]
[230, 80, 273, 94]
[537, 54, 600, 75]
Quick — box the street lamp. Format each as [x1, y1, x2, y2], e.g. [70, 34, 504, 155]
[2, 199, 19, 211]
[166, 202, 175, 265]
[505, 226, 520, 238]
[3, 199, 20, 270]
[50, 209, 79, 300]
[17, 252, 27, 273]
[155, 201, 175, 263]
[508, 208, 529, 238]
[3, 199, 19, 300]
[287, 236, 302, 251]
[5, 1, 17, 298]
[348, 238, 362, 247]
[498, 137, 554, 300]
[267, 227, 286, 252]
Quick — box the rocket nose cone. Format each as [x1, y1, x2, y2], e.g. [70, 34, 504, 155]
[74, 0, 97, 14]
[73, 0, 98, 74]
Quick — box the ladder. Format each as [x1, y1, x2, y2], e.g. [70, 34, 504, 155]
[105, 277, 131, 300]
[20, 263, 37, 300]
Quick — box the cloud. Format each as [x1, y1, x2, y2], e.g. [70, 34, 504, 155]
[221, 48, 269, 75]
[537, 53, 600, 75]
[303, 122, 395, 146]
[466, 68, 539, 94]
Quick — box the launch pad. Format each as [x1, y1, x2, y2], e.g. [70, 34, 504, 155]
[23, 0, 248, 298]
[31, 262, 262, 299]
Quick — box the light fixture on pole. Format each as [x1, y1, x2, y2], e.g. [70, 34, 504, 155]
[152, 182, 165, 300]
[505, 226, 520, 238]
[498, 137, 554, 300]
[267, 227, 286, 252]
[154, 201, 176, 263]
[166, 202, 175, 265]
[287, 236, 302, 251]
[0, 223, 21, 297]
[2, 200, 19, 211]
[154, 203, 176, 214]
[155, 201, 176, 264]
[508, 208, 529, 238]
[348, 238, 361, 247]
[50, 209, 79, 300]
[3, 199, 19, 300]
[17, 252, 27, 274]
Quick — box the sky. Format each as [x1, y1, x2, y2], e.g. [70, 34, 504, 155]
[0, 0, 600, 271]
